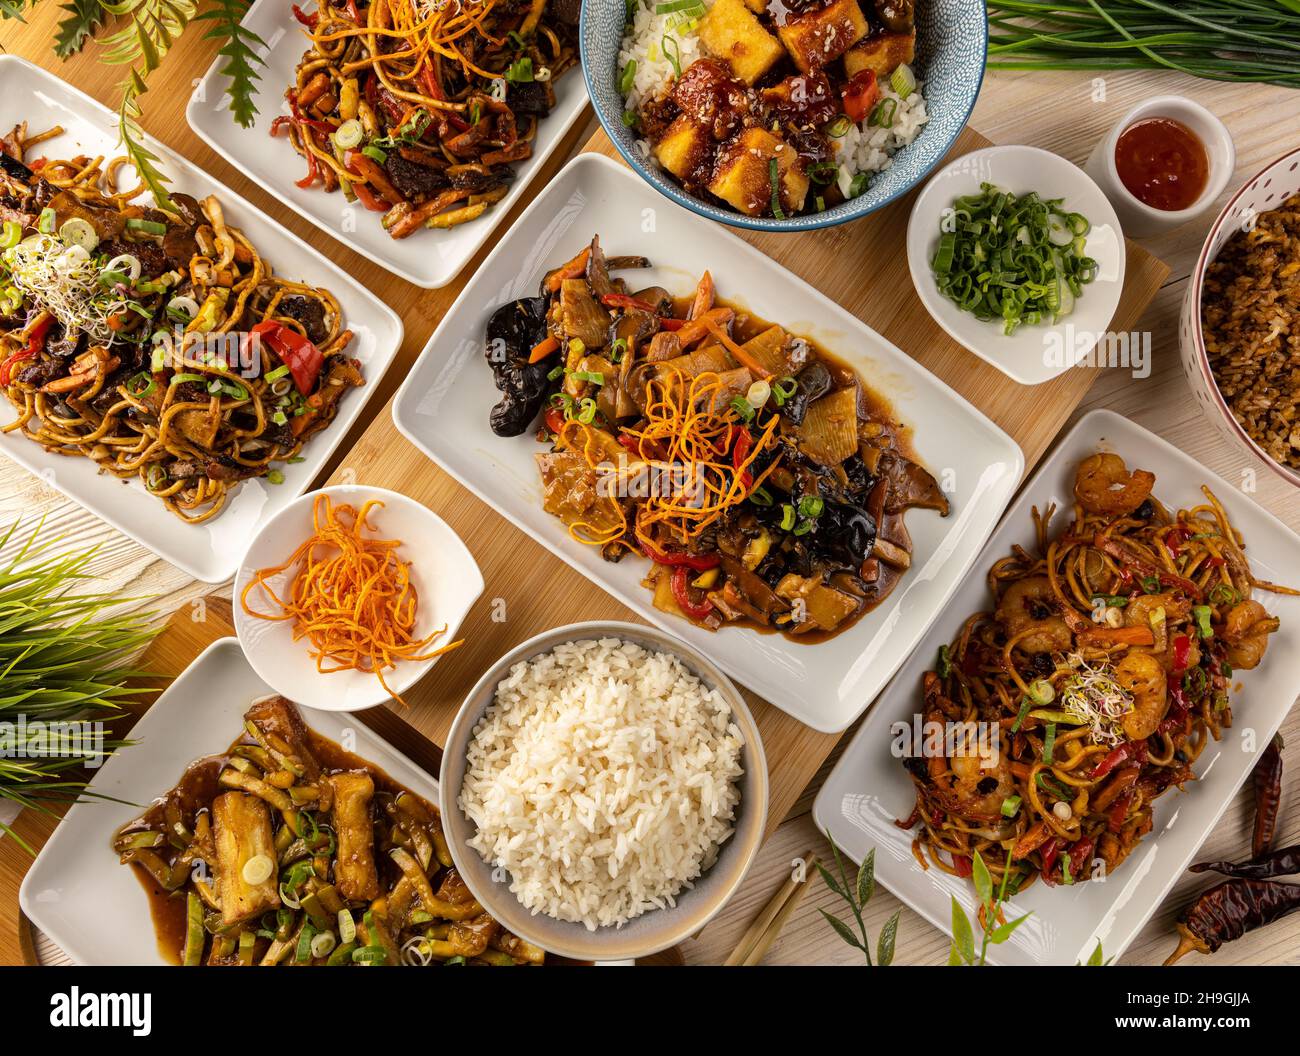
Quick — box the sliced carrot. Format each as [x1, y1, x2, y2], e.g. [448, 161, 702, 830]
[528, 334, 560, 364]
[703, 316, 771, 378]
[543, 247, 590, 292]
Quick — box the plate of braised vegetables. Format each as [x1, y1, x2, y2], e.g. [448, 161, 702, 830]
[20, 638, 547, 966]
[814, 409, 1300, 964]
[394, 154, 1023, 732]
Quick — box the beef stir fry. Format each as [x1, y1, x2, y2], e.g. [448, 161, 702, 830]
[623, 0, 922, 218]
[280, 0, 578, 237]
[484, 235, 949, 639]
[114, 697, 544, 966]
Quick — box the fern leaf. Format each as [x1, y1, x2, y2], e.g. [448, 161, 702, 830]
[195, 0, 266, 128]
[0, 0, 36, 21]
[117, 82, 174, 209]
[54, 0, 106, 57]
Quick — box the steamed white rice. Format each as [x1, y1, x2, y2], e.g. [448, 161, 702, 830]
[617, 0, 929, 199]
[460, 637, 744, 931]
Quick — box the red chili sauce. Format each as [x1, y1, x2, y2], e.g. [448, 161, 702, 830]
[1114, 117, 1209, 212]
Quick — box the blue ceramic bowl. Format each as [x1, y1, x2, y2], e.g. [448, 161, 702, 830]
[580, 0, 989, 232]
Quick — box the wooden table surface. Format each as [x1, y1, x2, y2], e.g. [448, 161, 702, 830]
[3, 5, 1300, 966]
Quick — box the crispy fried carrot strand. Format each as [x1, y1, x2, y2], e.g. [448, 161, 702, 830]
[240, 493, 462, 705]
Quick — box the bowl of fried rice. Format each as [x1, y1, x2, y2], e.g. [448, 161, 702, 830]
[1182, 147, 1300, 488]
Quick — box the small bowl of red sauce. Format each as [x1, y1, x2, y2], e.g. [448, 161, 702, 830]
[1085, 95, 1235, 238]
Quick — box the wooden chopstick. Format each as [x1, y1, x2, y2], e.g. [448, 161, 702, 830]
[724, 850, 818, 966]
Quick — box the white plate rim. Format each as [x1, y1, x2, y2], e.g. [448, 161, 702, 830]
[0, 54, 405, 583]
[185, 0, 591, 289]
[391, 151, 1027, 733]
[812, 406, 1300, 964]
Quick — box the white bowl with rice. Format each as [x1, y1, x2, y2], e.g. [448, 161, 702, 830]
[439, 621, 768, 961]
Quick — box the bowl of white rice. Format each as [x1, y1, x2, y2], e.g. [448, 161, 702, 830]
[440, 621, 768, 961]
[580, 0, 989, 232]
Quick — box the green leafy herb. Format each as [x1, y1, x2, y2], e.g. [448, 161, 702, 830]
[54, 0, 105, 58]
[817, 837, 902, 965]
[948, 850, 1032, 966]
[195, 0, 267, 128]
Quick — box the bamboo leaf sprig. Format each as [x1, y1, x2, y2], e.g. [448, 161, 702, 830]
[817, 837, 902, 965]
[948, 849, 1032, 966]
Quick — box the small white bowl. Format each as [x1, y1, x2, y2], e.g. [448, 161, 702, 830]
[1085, 95, 1235, 239]
[906, 144, 1126, 386]
[234, 484, 483, 711]
[1180, 146, 1300, 489]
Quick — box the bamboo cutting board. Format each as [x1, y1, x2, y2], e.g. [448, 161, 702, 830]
[324, 126, 1170, 836]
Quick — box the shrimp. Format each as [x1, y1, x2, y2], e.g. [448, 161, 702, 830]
[995, 575, 1072, 654]
[1115, 651, 1168, 740]
[1074, 453, 1156, 517]
[928, 723, 1016, 819]
[1124, 593, 1190, 629]
[1222, 600, 1280, 670]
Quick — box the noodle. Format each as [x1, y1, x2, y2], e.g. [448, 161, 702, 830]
[902, 453, 1298, 894]
[0, 122, 363, 523]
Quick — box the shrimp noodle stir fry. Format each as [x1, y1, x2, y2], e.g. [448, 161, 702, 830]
[901, 453, 1297, 894]
[0, 122, 363, 523]
[280, 0, 578, 237]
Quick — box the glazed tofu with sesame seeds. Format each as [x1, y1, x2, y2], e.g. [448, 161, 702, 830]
[844, 28, 916, 80]
[708, 127, 809, 217]
[776, 0, 869, 73]
[654, 114, 714, 181]
[697, 0, 787, 85]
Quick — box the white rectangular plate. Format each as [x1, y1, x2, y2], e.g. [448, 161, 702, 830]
[19, 637, 441, 966]
[392, 153, 1024, 733]
[0, 56, 403, 582]
[813, 408, 1300, 964]
[186, 0, 590, 288]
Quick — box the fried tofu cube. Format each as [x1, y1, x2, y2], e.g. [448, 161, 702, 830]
[708, 127, 808, 217]
[329, 770, 380, 903]
[212, 791, 280, 925]
[777, 0, 869, 73]
[653, 114, 713, 181]
[844, 29, 916, 80]
[697, 0, 786, 85]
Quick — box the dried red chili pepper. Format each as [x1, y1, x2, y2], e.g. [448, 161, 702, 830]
[1190, 844, 1300, 881]
[1252, 734, 1284, 858]
[1165, 879, 1300, 964]
[951, 854, 973, 878]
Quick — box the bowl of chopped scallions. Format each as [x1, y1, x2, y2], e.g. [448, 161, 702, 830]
[906, 145, 1126, 386]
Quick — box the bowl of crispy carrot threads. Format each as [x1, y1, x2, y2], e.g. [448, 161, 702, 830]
[235, 486, 483, 711]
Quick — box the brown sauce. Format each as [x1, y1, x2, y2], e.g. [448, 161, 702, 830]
[1115, 117, 1209, 212]
[122, 724, 436, 965]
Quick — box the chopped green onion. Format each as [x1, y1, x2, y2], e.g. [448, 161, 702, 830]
[890, 63, 917, 99]
[936, 643, 952, 678]
[824, 115, 851, 138]
[169, 373, 205, 386]
[1000, 795, 1021, 818]
[1208, 583, 1238, 606]
[125, 372, 155, 398]
[37, 208, 56, 234]
[1193, 604, 1213, 639]
[271, 410, 288, 425]
[576, 397, 597, 424]
[267, 469, 285, 485]
[506, 56, 533, 83]
[868, 98, 898, 128]
[798, 495, 824, 519]
[572, 370, 605, 385]
[847, 172, 870, 198]
[264, 364, 291, 383]
[729, 396, 755, 422]
[748, 485, 773, 507]
[619, 60, 637, 95]
[0, 219, 21, 248]
[1042, 722, 1057, 764]
[58, 218, 99, 251]
[547, 363, 566, 381]
[333, 119, 363, 149]
[609, 337, 628, 363]
[126, 218, 168, 236]
[1009, 696, 1033, 734]
[1028, 679, 1055, 705]
[662, 34, 681, 77]
[361, 145, 387, 163]
[622, 109, 638, 129]
[1027, 708, 1086, 725]
[779, 504, 796, 531]
[768, 157, 785, 220]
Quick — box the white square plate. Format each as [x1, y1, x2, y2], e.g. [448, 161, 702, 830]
[186, 0, 590, 288]
[0, 56, 403, 582]
[392, 153, 1024, 733]
[18, 637, 441, 966]
[813, 408, 1300, 964]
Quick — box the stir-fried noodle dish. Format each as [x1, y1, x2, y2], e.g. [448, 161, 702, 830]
[901, 453, 1295, 894]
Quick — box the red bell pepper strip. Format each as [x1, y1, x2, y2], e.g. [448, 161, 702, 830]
[351, 182, 390, 212]
[544, 405, 565, 436]
[1092, 740, 1146, 780]
[670, 565, 715, 621]
[291, 4, 318, 28]
[1171, 634, 1192, 676]
[1069, 836, 1097, 880]
[0, 315, 52, 386]
[601, 292, 660, 313]
[295, 150, 319, 189]
[251, 321, 324, 395]
[731, 429, 754, 489]
[640, 540, 720, 571]
[840, 69, 879, 124]
[1108, 789, 1134, 833]
[1039, 837, 1062, 886]
[951, 854, 973, 879]
[1163, 526, 1190, 557]
[658, 316, 686, 331]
